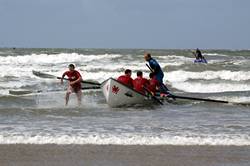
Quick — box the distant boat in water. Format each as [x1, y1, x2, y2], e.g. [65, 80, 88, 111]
[194, 58, 207, 64]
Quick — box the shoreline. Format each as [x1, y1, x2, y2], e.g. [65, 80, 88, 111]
[1, 144, 250, 166]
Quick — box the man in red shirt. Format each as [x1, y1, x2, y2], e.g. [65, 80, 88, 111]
[147, 72, 160, 96]
[117, 69, 134, 88]
[133, 71, 149, 94]
[61, 64, 82, 106]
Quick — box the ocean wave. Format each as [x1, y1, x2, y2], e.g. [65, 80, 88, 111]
[203, 53, 228, 57]
[170, 82, 250, 93]
[0, 134, 249, 146]
[0, 53, 123, 65]
[157, 55, 193, 60]
[167, 70, 250, 82]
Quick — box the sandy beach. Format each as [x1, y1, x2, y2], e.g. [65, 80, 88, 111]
[0, 144, 250, 166]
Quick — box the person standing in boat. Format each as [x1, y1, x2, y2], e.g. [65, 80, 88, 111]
[133, 71, 149, 94]
[117, 69, 134, 88]
[193, 48, 207, 63]
[61, 64, 82, 106]
[144, 53, 169, 93]
[195, 48, 203, 59]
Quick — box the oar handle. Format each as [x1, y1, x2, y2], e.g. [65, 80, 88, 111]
[146, 63, 153, 72]
[82, 86, 100, 90]
[82, 81, 101, 86]
[143, 87, 163, 105]
[57, 77, 101, 86]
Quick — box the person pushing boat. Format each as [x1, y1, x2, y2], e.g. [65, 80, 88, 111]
[144, 53, 169, 93]
[61, 64, 82, 106]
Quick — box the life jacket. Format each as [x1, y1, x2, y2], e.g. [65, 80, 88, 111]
[147, 77, 160, 95]
[117, 75, 134, 88]
[133, 76, 149, 94]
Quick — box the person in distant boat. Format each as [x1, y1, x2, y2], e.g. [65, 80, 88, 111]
[61, 64, 82, 106]
[147, 72, 160, 96]
[144, 53, 169, 93]
[193, 48, 205, 60]
[133, 71, 149, 94]
[193, 48, 207, 63]
[117, 69, 134, 88]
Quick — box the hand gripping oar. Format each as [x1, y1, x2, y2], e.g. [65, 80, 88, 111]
[32, 70, 101, 86]
[143, 87, 163, 105]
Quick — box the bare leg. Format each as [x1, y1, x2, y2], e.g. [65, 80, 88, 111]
[65, 91, 71, 106]
[65, 86, 72, 106]
[76, 90, 82, 106]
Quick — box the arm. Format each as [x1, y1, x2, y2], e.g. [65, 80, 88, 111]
[61, 72, 66, 85]
[148, 61, 156, 73]
[192, 51, 197, 59]
[70, 76, 82, 86]
[149, 60, 159, 73]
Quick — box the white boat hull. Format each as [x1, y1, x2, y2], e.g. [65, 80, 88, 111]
[101, 78, 149, 107]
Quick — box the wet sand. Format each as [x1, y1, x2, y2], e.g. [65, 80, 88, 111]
[0, 144, 250, 166]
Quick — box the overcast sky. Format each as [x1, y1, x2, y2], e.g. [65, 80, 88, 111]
[0, 0, 249, 49]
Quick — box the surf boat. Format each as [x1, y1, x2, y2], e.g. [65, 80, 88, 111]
[101, 78, 161, 107]
[194, 58, 207, 63]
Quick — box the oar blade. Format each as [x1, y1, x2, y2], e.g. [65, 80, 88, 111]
[9, 90, 34, 95]
[32, 70, 56, 79]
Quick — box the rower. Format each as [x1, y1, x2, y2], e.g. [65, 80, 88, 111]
[117, 69, 134, 88]
[133, 71, 149, 94]
[147, 73, 160, 96]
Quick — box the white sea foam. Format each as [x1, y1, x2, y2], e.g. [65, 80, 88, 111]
[170, 82, 250, 93]
[165, 70, 250, 93]
[158, 55, 193, 60]
[203, 53, 228, 57]
[167, 70, 250, 82]
[220, 96, 250, 103]
[0, 53, 123, 65]
[0, 53, 122, 78]
[0, 134, 249, 146]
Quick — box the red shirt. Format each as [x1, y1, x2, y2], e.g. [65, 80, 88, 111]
[147, 77, 160, 94]
[117, 75, 133, 88]
[133, 76, 149, 94]
[63, 70, 82, 91]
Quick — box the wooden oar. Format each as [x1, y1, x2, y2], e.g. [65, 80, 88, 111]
[9, 86, 100, 95]
[32, 70, 101, 86]
[81, 86, 100, 90]
[168, 94, 250, 106]
[169, 94, 228, 103]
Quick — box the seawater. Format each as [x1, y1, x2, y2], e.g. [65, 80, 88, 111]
[0, 48, 250, 145]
